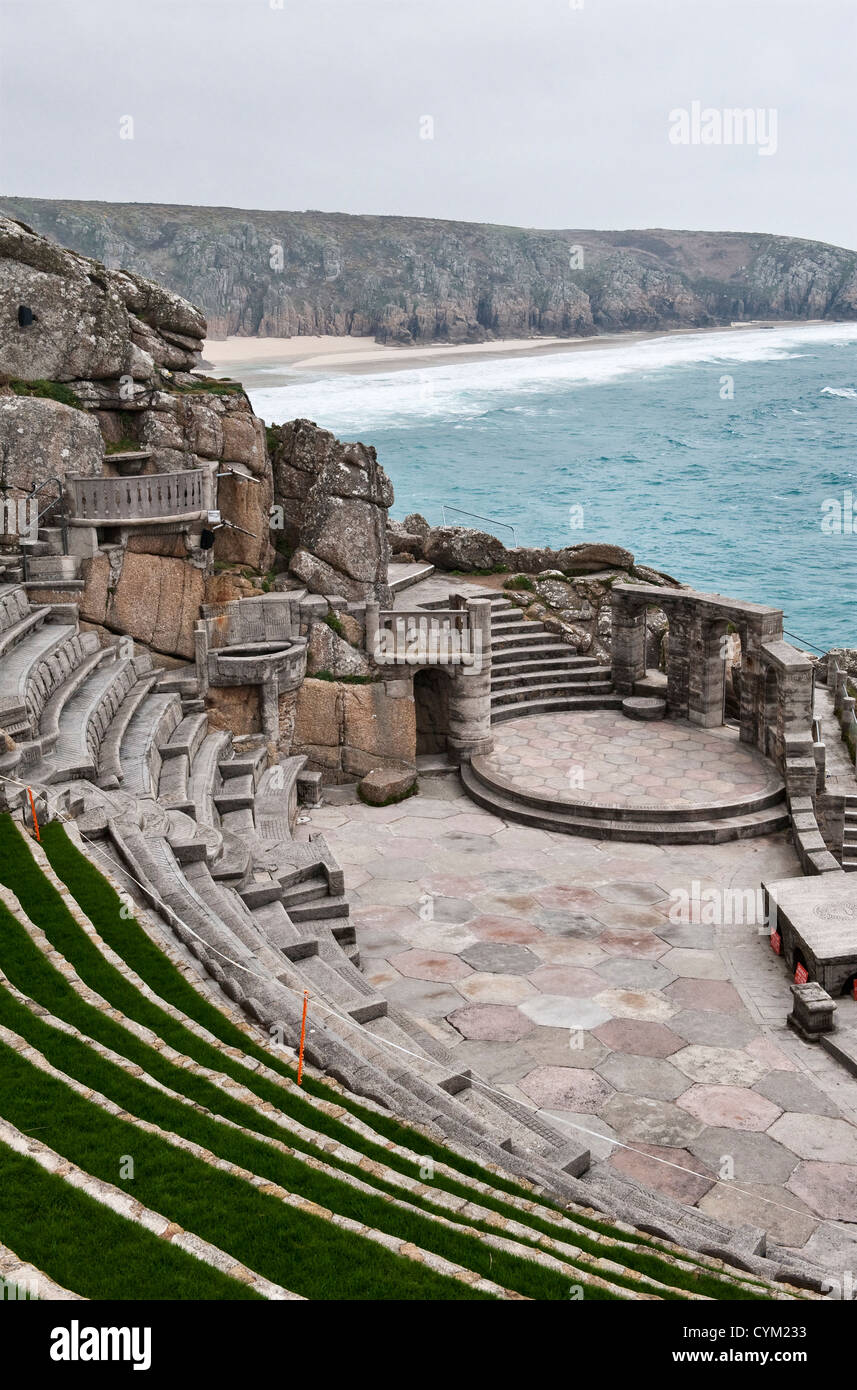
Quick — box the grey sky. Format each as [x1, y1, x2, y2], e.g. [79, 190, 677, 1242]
[1, 0, 855, 248]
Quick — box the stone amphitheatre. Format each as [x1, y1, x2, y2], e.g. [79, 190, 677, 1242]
[1, 211, 857, 1303]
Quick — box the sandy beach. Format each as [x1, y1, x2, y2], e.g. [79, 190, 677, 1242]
[201, 329, 667, 385]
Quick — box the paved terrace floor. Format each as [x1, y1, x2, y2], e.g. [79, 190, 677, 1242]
[301, 773, 857, 1272]
[480, 710, 783, 810]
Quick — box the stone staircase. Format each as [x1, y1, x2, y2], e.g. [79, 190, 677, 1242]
[842, 793, 857, 871]
[488, 595, 621, 722]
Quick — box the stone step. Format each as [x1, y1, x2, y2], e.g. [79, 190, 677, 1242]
[0, 621, 80, 735]
[282, 891, 350, 922]
[492, 693, 624, 722]
[0, 605, 48, 659]
[118, 692, 183, 798]
[187, 731, 233, 827]
[492, 679, 614, 704]
[492, 655, 606, 678]
[491, 623, 548, 643]
[214, 773, 255, 815]
[469, 754, 787, 824]
[162, 712, 209, 763]
[490, 640, 582, 664]
[634, 669, 668, 698]
[50, 653, 139, 781]
[98, 673, 160, 787]
[460, 762, 790, 843]
[622, 696, 667, 721]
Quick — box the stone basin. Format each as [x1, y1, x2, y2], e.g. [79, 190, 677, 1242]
[208, 638, 306, 688]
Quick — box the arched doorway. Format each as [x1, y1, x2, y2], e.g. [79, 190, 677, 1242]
[414, 668, 451, 755]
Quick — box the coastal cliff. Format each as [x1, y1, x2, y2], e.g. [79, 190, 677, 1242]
[2, 198, 856, 343]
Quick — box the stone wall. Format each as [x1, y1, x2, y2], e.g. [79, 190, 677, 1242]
[291, 677, 416, 782]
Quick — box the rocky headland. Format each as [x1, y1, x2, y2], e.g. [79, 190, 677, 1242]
[3, 198, 856, 344]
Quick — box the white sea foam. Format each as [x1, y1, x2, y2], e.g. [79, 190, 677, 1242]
[820, 386, 857, 399]
[249, 322, 857, 433]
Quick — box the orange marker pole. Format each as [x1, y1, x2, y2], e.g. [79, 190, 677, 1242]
[297, 991, 309, 1086]
[26, 787, 40, 842]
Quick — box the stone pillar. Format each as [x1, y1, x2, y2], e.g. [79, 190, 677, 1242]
[665, 604, 692, 721]
[194, 620, 210, 697]
[834, 667, 847, 716]
[364, 601, 380, 664]
[739, 640, 765, 749]
[447, 598, 493, 761]
[261, 676, 280, 753]
[611, 593, 647, 695]
[689, 616, 727, 728]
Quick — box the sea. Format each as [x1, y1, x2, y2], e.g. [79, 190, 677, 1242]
[246, 323, 857, 653]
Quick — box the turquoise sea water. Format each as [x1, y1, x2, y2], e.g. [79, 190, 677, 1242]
[248, 324, 857, 652]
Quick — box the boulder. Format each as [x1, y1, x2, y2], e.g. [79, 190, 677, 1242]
[0, 214, 204, 384]
[422, 526, 507, 572]
[358, 767, 416, 805]
[271, 418, 393, 603]
[506, 547, 560, 574]
[306, 620, 372, 678]
[402, 512, 431, 538]
[0, 394, 104, 495]
[556, 542, 634, 573]
[388, 520, 425, 557]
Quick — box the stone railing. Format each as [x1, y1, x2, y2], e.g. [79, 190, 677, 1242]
[65, 469, 215, 526]
[832, 658, 857, 758]
[366, 604, 483, 668]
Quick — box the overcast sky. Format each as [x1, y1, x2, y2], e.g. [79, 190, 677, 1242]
[1, 0, 855, 248]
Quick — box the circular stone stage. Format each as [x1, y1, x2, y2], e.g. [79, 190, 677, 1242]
[462, 709, 788, 842]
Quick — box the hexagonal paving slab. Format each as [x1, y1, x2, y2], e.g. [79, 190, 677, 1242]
[601, 1094, 705, 1147]
[596, 1053, 688, 1101]
[593, 1018, 684, 1057]
[519, 1066, 614, 1112]
[447, 1003, 534, 1042]
[787, 1163, 857, 1221]
[767, 1113, 857, 1163]
[594, 956, 676, 992]
[605, 1143, 716, 1204]
[529, 965, 606, 998]
[593, 988, 677, 1023]
[689, 1128, 799, 1184]
[389, 949, 473, 983]
[457, 972, 535, 1005]
[669, 1010, 757, 1049]
[677, 1085, 782, 1131]
[672, 1045, 766, 1088]
[519, 994, 612, 1030]
[460, 941, 539, 975]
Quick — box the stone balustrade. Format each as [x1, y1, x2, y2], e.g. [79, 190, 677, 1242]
[65, 468, 216, 526]
[366, 605, 480, 668]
